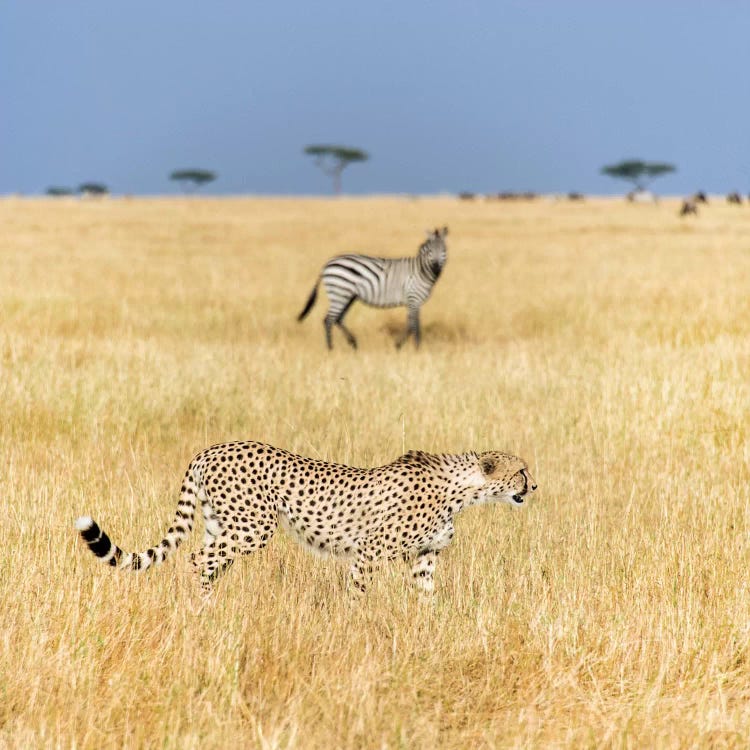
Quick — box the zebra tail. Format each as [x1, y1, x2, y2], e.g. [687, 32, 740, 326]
[297, 280, 319, 321]
[75, 475, 199, 573]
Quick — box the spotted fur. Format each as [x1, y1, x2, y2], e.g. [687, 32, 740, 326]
[75, 441, 537, 594]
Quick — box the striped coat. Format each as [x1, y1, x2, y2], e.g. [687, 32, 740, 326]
[298, 227, 448, 349]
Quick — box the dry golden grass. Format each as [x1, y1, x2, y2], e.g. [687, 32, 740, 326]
[1, 195, 749, 748]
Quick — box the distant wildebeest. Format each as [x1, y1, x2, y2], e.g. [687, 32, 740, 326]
[679, 199, 698, 216]
[727, 192, 742, 205]
[298, 227, 448, 350]
[694, 191, 708, 203]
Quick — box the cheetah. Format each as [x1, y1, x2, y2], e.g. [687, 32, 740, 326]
[75, 441, 537, 594]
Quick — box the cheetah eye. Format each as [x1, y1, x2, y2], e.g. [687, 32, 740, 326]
[518, 469, 532, 491]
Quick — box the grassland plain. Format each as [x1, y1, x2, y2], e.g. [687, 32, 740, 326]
[0, 195, 749, 749]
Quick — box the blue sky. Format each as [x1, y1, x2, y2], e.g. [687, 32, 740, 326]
[1, 1, 748, 196]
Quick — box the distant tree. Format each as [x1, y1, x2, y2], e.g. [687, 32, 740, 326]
[46, 186, 74, 196]
[303, 145, 369, 194]
[78, 182, 109, 196]
[600, 159, 676, 193]
[169, 169, 217, 193]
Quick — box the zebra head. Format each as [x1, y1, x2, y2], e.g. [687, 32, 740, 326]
[418, 226, 448, 278]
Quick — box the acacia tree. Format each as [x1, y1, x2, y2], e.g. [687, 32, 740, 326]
[304, 145, 369, 194]
[600, 159, 676, 192]
[78, 182, 109, 196]
[46, 186, 74, 196]
[169, 169, 217, 193]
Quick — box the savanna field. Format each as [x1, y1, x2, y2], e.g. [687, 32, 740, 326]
[1, 195, 750, 749]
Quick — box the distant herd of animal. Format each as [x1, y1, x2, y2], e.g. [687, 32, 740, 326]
[679, 191, 749, 216]
[461, 188, 749, 219]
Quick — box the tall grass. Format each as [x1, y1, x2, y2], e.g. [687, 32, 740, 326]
[1, 196, 749, 748]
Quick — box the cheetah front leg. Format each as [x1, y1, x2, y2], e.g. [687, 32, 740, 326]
[410, 550, 437, 596]
[348, 550, 380, 594]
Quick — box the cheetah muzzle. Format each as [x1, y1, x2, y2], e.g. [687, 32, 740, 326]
[75, 441, 537, 594]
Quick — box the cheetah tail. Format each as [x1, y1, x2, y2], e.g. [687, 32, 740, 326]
[74, 478, 198, 573]
[297, 280, 319, 321]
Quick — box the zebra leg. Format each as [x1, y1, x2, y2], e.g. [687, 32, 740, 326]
[335, 297, 358, 349]
[396, 307, 420, 349]
[336, 321, 358, 349]
[324, 314, 357, 350]
[324, 297, 357, 350]
[395, 319, 411, 349]
[324, 316, 334, 350]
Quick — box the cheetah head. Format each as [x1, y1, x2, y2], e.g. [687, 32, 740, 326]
[474, 452, 537, 508]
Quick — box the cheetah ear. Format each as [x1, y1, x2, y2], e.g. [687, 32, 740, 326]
[479, 455, 496, 475]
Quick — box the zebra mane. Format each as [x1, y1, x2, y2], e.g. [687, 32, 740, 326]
[418, 226, 448, 252]
[419, 227, 448, 251]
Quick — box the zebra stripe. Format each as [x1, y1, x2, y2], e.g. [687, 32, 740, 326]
[298, 227, 448, 349]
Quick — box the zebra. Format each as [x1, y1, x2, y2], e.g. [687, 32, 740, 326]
[298, 227, 448, 350]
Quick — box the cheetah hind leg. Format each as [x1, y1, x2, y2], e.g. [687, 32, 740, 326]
[191, 536, 238, 593]
[192, 523, 277, 593]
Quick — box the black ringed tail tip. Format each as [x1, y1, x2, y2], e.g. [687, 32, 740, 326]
[75, 516, 100, 542]
[75, 516, 118, 564]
